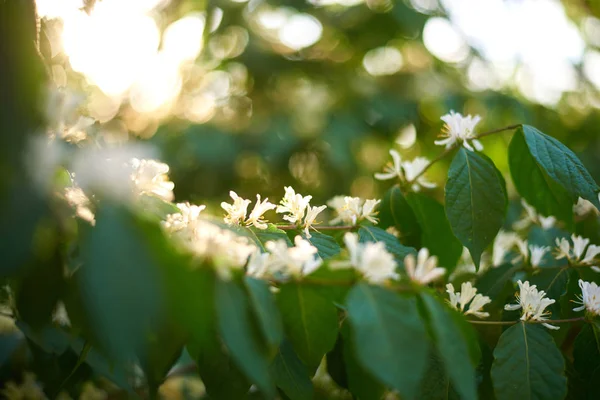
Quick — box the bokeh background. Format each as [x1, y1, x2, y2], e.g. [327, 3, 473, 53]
[34, 0, 600, 209]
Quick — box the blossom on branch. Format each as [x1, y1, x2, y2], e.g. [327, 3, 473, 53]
[374, 149, 435, 191]
[513, 199, 556, 231]
[555, 234, 600, 271]
[303, 204, 327, 238]
[130, 158, 175, 202]
[247, 195, 277, 229]
[504, 280, 558, 330]
[573, 279, 600, 316]
[328, 196, 380, 226]
[435, 110, 483, 152]
[404, 248, 446, 285]
[446, 282, 491, 318]
[339, 232, 398, 284]
[277, 186, 312, 224]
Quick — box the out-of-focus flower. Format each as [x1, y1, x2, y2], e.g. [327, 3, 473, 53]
[404, 248, 445, 285]
[130, 158, 175, 202]
[446, 282, 491, 318]
[492, 230, 527, 266]
[513, 200, 556, 231]
[221, 191, 252, 226]
[246, 195, 277, 229]
[573, 279, 600, 316]
[328, 196, 380, 226]
[435, 111, 483, 152]
[2, 372, 46, 400]
[163, 202, 206, 234]
[265, 236, 322, 277]
[528, 245, 550, 268]
[555, 234, 600, 271]
[64, 185, 95, 225]
[341, 232, 398, 284]
[276, 186, 312, 224]
[374, 150, 435, 191]
[303, 204, 327, 238]
[574, 196, 600, 217]
[504, 280, 558, 330]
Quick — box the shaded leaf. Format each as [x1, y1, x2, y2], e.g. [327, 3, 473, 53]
[270, 339, 314, 400]
[378, 185, 421, 247]
[358, 225, 416, 267]
[244, 276, 284, 353]
[300, 231, 341, 259]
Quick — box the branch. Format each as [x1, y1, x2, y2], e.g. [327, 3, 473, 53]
[468, 316, 586, 325]
[276, 224, 355, 231]
[474, 124, 521, 139]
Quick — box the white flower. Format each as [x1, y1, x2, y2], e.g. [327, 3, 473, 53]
[492, 230, 528, 266]
[328, 196, 381, 226]
[64, 185, 95, 225]
[555, 234, 600, 270]
[130, 158, 175, 202]
[573, 279, 600, 316]
[504, 280, 558, 330]
[303, 204, 327, 238]
[246, 195, 276, 230]
[446, 282, 491, 318]
[574, 197, 599, 217]
[266, 236, 322, 277]
[374, 150, 435, 191]
[221, 191, 252, 226]
[404, 248, 446, 285]
[374, 149, 403, 180]
[435, 111, 483, 152]
[343, 232, 398, 284]
[246, 249, 271, 278]
[401, 157, 437, 191]
[513, 200, 556, 231]
[276, 186, 312, 224]
[528, 245, 550, 268]
[163, 202, 206, 234]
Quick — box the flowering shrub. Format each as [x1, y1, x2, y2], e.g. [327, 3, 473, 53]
[3, 99, 600, 400]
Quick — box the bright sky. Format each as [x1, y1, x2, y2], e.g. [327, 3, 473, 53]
[36, 0, 600, 112]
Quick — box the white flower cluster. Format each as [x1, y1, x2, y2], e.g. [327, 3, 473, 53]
[164, 203, 257, 279]
[404, 248, 446, 285]
[435, 110, 483, 152]
[130, 158, 175, 202]
[340, 232, 398, 284]
[504, 280, 558, 330]
[327, 196, 380, 226]
[374, 149, 436, 191]
[491, 230, 550, 268]
[555, 234, 600, 271]
[247, 236, 322, 279]
[573, 279, 600, 316]
[221, 191, 277, 230]
[276, 187, 327, 238]
[446, 282, 491, 318]
[513, 200, 556, 231]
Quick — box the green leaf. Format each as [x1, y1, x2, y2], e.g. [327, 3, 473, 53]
[244, 276, 284, 353]
[405, 193, 463, 271]
[346, 283, 428, 399]
[445, 148, 507, 267]
[358, 225, 416, 267]
[420, 293, 477, 400]
[270, 339, 314, 400]
[573, 323, 600, 381]
[520, 125, 600, 208]
[276, 283, 339, 371]
[508, 128, 574, 224]
[78, 204, 164, 361]
[139, 323, 185, 392]
[476, 263, 520, 302]
[300, 231, 341, 259]
[491, 322, 567, 400]
[215, 279, 275, 398]
[245, 224, 292, 251]
[378, 185, 421, 247]
[418, 351, 457, 400]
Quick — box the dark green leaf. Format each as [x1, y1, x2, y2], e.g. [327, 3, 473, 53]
[244, 276, 284, 353]
[420, 293, 477, 400]
[491, 323, 567, 400]
[445, 148, 507, 267]
[520, 125, 600, 209]
[573, 323, 600, 381]
[78, 205, 164, 361]
[418, 351, 458, 400]
[476, 263, 520, 301]
[300, 231, 341, 259]
[277, 283, 339, 371]
[346, 283, 428, 399]
[270, 339, 314, 400]
[216, 279, 275, 398]
[245, 224, 292, 251]
[378, 185, 421, 247]
[405, 193, 463, 271]
[358, 225, 416, 267]
[508, 128, 574, 224]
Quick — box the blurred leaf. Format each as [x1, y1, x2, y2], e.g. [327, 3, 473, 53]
[346, 283, 428, 399]
[244, 276, 284, 354]
[378, 185, 421, 248]
[358, 225, 416, 267]
[245, 225, 292, 251]
[476, 263, 519, 302]
[420, 293, 477, 400]
[406, 193, 463, 271]
[270, 339, 314, 400]
[300, 231, 341, 259]
[216, 279, 275, 398]
[491, 323, 567, 400]
[276, 282, 339, 371]
[573, 323, 600, 382]
[445, 148, 507, 268]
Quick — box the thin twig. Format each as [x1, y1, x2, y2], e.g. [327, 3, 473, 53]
[276, 225, 355, 231]
[406, 124, 521, 185]
[468, 316, 586, 325]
